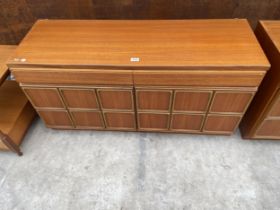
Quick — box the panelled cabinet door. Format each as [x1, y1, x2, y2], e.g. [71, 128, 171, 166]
[138, 113, 169, 130]
[61, 89, 99, 109]
[98, 89, 133, 111]
[137, 90, 172, 111]
[210, 91, 254, 114]
[71, 111, 104, 128]
[173, 91, 212, 113]
[203, 115, 241, 134]
[104, 112, 135, 130]
[171, 114, 204, 132]
[23, 88, 64, 108]
[38, 110, 73, 128]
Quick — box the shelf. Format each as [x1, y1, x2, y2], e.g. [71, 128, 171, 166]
[0, 80, 36, 151]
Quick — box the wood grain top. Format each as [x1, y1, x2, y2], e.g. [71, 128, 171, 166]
[8, 19, 269, 70]
[0, 45, 16, 84]
[260, 21, 280, 53]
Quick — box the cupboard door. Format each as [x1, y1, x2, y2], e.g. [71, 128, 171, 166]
[138, 113, 169, 130]
[61, 89, 99, 109]
[23, 88, 64, 108]
[137, 90, 172, 111]
[173, 91, 211, 112]
[38, 110, 73, 128]
[104, 112, 135, 130]
[256, 120, 280, 137]
[98, 89, 133, 110]
[210, 91, 253, 114]
[71, 111, 104, 128]
[203, 115, 241, 134]
[171, 114, 204, 131]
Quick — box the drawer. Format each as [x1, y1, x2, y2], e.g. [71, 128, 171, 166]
[256, 119, 280, 138]
[133, 70, 265, 87]
[60, 88, 99, 109]
[12, 68, 133, 85]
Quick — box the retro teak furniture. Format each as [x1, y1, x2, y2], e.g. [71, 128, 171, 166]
[7, 20, 270, 135]
[241, 21, 280, 139]
[0, 45, 36, 155]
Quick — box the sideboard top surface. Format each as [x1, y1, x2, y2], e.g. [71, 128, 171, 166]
[260, 21, 280, 54]
[8, 19, 269, 70]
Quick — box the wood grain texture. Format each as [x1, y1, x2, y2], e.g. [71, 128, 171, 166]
[256, 119, 280, 137]
[171, 114, 204, 131]
[61, 89, 99, 109]
[138, 113, 169, 130]
[137, 90, 172, 111]
[71, 111, 103, 128]
[23, 88, 64, 108]
[38, 110, 73, 127]
[204, 115, 241, 133]
[2, 0, 280, 45]
[210, 91, 254, 114]
[104, 112, 135, 129]
[7, 20, 269, 70]
[240, 21, 280, 139]
[98, 89, 133, 110]
[173, 91, 211, 112]
[0, 45, 16, 85]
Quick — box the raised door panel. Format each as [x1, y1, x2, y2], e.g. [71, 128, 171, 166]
[173, 91, 212, 112]
[268, 93, 280, 117]
[171, 114, 204, 131]
[104, 112, 135, 130]
[98, 89, 133, 111]
[23, 88, 64, 108]
[256, 120, 280, 137]
[61, 89, 99, 109]
[210, 91, 254, 114]
[71, 111, 104, 128]
[138, 113, 169, 130]
[38, 110, 73, 128]
[137, 90, 172, 111]
[203, 115, 241, 134]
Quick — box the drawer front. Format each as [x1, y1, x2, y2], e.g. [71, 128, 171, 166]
[61, 88, 99, 109]
[133, 70, 265, 87]
[12, 68, 133, 85]
[23, 88, 64, 109]
[256, 119, 280, 138]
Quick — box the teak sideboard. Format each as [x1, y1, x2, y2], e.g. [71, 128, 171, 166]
[240, 21, 280, 139]
[7, 20, 270, 135]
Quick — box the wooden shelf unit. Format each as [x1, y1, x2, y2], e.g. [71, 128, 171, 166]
[0, 45, 36, 155]
[7, 20, 270, 135]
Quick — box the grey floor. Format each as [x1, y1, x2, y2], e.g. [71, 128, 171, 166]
[1, 118, 280, 210]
